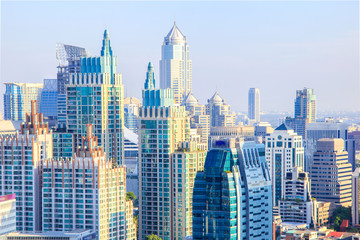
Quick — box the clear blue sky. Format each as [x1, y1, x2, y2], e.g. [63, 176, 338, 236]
[1, 1, 359, 114]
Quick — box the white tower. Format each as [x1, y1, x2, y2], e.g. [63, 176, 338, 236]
[160, 22, 192, 104]
[248, 88, 260, 123]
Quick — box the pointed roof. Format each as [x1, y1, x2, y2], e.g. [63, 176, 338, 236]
[164, 21, 186, 45]
[181, 92, 199, 106]
[101, 29, 113, 57]
[209, 91, 224, 103]
[275, 123, 292, 131]
[144, 62, 155, 90]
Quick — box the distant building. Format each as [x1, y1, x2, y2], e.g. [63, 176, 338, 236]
[42, 125, 136, 240]
[124, 97, 140, 133]
[0, 194, 16, 236]
[206, 91, 236, 127]
[1, 230, 96, 240]
[295, 88, 316, 123]
[193, 139, 273, 239]
[310, 138, 352, 207]
[279, 167, 313, 225]
[3, 82, 43, 121]
[39, 79, 58, 126]
[0, 101, 52, 231]
[313, 201, 336, 228]
[265, 123, 304, 206]
[254, 122, 274, 142]
[181, 92, 210, 147]
[248, 87, 260, 123]
[160, 22, 192, 104]
[0, 120, 21, 135]
[209, 125, 255, 147]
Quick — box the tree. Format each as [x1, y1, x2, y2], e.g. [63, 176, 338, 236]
[126, 192, 136, 201]
[145, 234, 162, 240]
[330, 206, 351, 231]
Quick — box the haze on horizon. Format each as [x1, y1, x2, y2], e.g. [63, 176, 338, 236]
[1, 1, 359, 115]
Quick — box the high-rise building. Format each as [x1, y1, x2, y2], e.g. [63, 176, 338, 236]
[279, 167, 313, 225]
[3, 83, 43, 121]
[124, 97, 140, 133]
[294, 88, 316, 123]
[1, 230, 96, 240]
[39, 79, 58, 125]
[56, 43, 89, 126]
[192, 139, 273, 240]
[248, 87, 260, 123]
[66, 29, 124, 165]
[0, 101, 53, 231]
[181, 92, 210, 146]
[305, 118, 352, 171]
[139, 63, 206, 240]
[42, 124, 136, 240]
[160, 22, 192, 104]
[206, 91, 236, 127]
[265, 123, 304, 206]
[309, 138, 352, 207]
[0, 194, 16, 236]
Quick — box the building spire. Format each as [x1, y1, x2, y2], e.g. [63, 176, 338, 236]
[144, 62, 155, 90]
[101, 29, 113, 57]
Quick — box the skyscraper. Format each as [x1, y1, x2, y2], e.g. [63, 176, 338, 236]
[139, 63, 206, 240]
[193, 139, 273, 239]
[352, 168, 360, 226]
[124, 97, 140, 133]
[56, 43, 89, 126]
[160, 22, 192, 104]
[294, 88, 316, 123]
[41, 125, 136, 240]
[310, 138, 352, 207]
[248, 87, 260, 123]
[265, 123, 304, 206]
[0, 101, 53, 231]
[3, 82, 43, 121]
[66, 29, 124, 165]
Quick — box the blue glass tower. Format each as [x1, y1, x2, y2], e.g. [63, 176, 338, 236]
[193, 140, 273, 240]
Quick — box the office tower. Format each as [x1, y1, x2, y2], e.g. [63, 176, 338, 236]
[310, 138, 352, 207]
[206, 91, 236, 127]
[0, 194, 16, 236]
[295, 88, 316, 123]
[2, 230, 96, 240]
[56, 43, 89, 126]
[66, 29, 124, 165]
[52, 131, 74, 159]
[265, 123, 304, 206]
[39, 79, 58, 126]
[139, 63, 206, 240]
[124, 97, 140, 133]
[160, 22, 192, 104]
[254, 122, 274, 142]
[284, 116, 307, 139]
[279, 167, 313, 225]
[3, 83, 43, 121]
[0, 101, 52, 231]
[248, 87, 260, 123]
[193, 139, 273, 240]
[182, 92, 210, 146]
[42, 124, 136, 240]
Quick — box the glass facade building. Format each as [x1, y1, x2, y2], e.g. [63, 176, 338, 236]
[193, 140, 273, 240]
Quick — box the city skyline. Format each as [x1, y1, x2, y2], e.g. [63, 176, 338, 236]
[1, 1, 359, 115]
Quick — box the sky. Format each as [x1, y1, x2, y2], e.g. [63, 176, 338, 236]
[1, 1, 359, 115]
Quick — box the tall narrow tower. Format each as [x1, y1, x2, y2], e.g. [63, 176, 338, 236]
[294, 88, 316, 123]
[66, 29, 124, 165]
[248, 87, 260, 123]
[160, 22, 192, 104]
